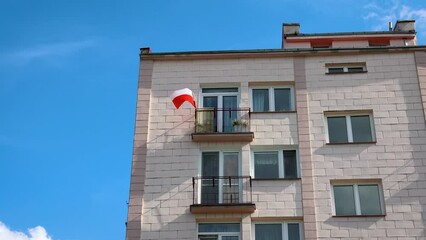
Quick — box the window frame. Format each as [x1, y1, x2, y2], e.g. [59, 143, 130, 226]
[198, 150, 242, 204]
[198, 223, 241, 240]
[199, 87, 241, 133]
[250, 86, 295, 112]
[331, 182, 385, 217]
[324, 112, 376, 144]
[200, 88, 240, 108]
[325, 63, 367, 74]
[251, 148, 300, 179]
[251, 222, 304, 240]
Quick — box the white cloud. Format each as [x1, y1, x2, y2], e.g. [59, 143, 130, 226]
[363, 0, 426, 35]
[0, 222, 52, 240]
[3, 39, 96, 64]
[399, 5, 426, 22]
[363, 12, 378, 20]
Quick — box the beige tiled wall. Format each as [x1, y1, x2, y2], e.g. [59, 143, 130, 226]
[305, 52, 426, 239]
[133, 51, 426, 239]
[140, 58, 300, 240]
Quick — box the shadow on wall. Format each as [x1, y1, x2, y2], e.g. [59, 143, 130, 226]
[130, 114, 199, 239]
[308, 60, 426, 236]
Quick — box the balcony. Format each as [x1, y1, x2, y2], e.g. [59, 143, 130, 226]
[191, 108, 254, 142]
[190, 176, 256, 214]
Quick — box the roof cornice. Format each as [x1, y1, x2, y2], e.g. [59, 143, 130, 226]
[140, 46, 426, 61]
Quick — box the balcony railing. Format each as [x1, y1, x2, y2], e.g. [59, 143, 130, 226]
[190, 176, 255, 214]
[192, 108, 254, 142]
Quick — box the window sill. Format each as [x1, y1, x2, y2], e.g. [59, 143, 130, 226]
[251, 111, 296, 114]
[332, 214, 385, 218]
[253, 178, 301, 181]
[326, 141, 376, 145]
[326, 71, 368, 75]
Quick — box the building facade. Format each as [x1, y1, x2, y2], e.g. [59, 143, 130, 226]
[126, 20, 426, 240]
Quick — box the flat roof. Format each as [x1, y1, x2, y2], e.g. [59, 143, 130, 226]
[285, 31, 416, 38]
[141, 45, 426, 58]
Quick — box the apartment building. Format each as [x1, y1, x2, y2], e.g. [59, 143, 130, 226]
[126, 20, 426, 240]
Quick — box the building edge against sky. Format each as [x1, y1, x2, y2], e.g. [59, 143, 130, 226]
[126, 20, 426, 240]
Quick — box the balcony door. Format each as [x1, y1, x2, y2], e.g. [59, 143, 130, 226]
[201, 88, 238, 133]
[201, 152, 240, 204]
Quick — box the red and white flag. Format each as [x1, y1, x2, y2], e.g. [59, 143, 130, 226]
[170, 88, 196, 109]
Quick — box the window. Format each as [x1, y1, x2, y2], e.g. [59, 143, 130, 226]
[253, 222, 303, 240]
[369, 40, 390, 47]
[251, 87, 294, 112]
[332, 182, 384, 216]
[198, 223, 240, 240]
[201, 88, 239, 133]
[252, 149, 299, 179]
[200, 151, 241, 204]
[326, 63, 367, 74]
[325, 112, 375, 143]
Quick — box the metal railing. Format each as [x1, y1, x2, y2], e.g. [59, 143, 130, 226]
[192, 176, 253, 205]
[194, 108, 251, 134]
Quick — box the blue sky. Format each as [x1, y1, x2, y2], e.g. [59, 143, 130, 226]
[0, 0, 425, 239]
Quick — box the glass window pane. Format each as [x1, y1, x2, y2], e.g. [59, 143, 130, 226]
[288, 223, 300, 240]
[255, 224, 282, 240]
[201, 152, 219, 204]
[347, 67, 364, 72]
[333, 185, 356, 215]
[202, 152, 219, 176]
[199, 235, 218, 240]
[359, 185, 382, 215]
[252, 89, 269, 112]
[328, 67, 344, 73]
[223, 96, 238, 132]
[274, 88, 291, 111]
[223, 153, 240, 204]
[201, 97, 218, 132]
[203, 96, 218, 108]
[202, 88, 238, 93]
[351, 115, 373, 142]
[327, 116, 348, 143]
[224, 153, 239, 176]
[222, 237, 239, 240]
[198, 223, 240, 233]
[283, 150, 298, 178]
[254, 152, 279, 178]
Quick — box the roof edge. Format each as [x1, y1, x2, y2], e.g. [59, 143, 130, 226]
[140, 46, 426, 60]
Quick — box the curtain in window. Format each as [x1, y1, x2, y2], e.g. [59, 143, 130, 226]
[255, 224, 282, 240]
[197, 110, 215, 133]
[253, 89, 269, 112]
[254, 152, 278, 178]
[274, 88, 291, 111]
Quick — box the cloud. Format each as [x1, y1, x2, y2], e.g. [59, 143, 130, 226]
[0, 222, 53, 240]
[399, 5, 426, 22]
[363, 0, 426, 35]
[3, 39, 96, 65]
[363, 12, 378, 20]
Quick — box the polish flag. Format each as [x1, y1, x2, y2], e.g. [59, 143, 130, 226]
[170, 88, 196, 109]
